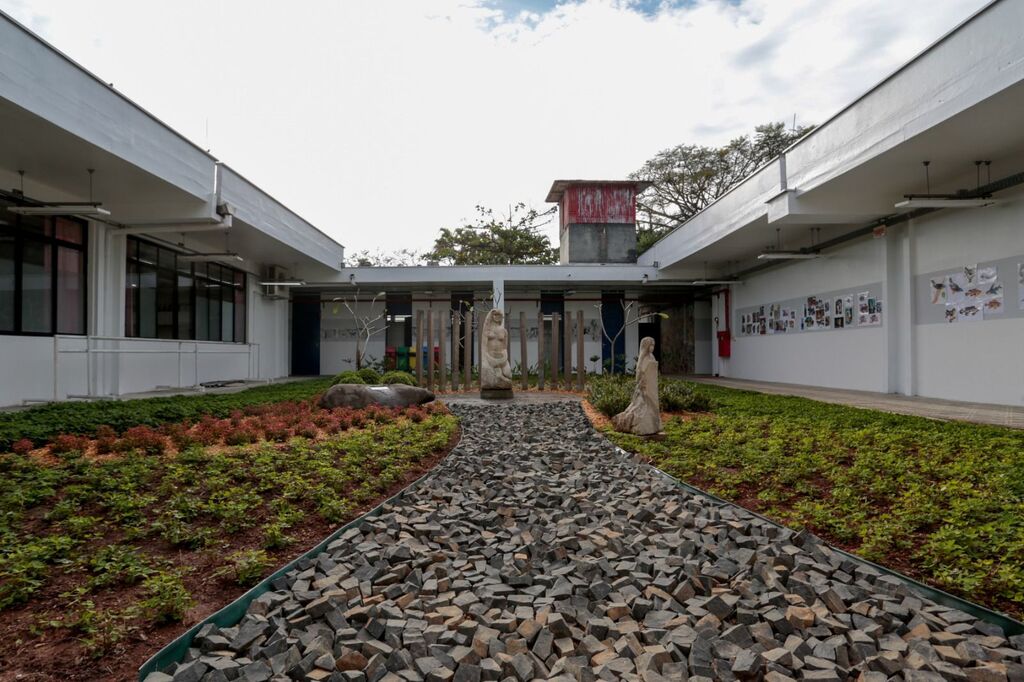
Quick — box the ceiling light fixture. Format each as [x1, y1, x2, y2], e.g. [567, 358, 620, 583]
[8, 204, 111, 217]
[894, 197, 997, 209]
[179, 252, 244, 263]
[258, 280, 305, 286]
[756, 252, 821, 260]
[690, 280, 742, 285]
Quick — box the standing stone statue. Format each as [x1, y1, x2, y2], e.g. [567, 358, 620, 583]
[480, 308, 513, 399]
[612, 336, 661, 435]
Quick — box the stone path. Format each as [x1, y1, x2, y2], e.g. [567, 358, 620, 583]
[149, 402, 1024, 682]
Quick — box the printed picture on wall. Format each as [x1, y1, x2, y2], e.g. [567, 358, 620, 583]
[978, 265, 997, 284]
[1019, 263, 1024, 310]
[963, 264, 977, 286]
[957, 302, 982, 322]
[929, 277, 947, 305]
[944, 306, 958, 323]
[947, 272, 968, 304]
[844, 295, 854, 325]
[984, 280, 1003, 297]
[834, 317, 844, 329]
[834, 297, 843, 314]
[983, 296, 1004, 319]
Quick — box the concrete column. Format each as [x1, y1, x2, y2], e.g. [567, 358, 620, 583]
[491, 278, 504, 310]
[884, 222, 915, 396]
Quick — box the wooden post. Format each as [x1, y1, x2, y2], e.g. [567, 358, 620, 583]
[478, 311, 484, 388]
[563, 311, 572, 390]
[576, 310, 585, 392]
[427, 310, 435, 391]
[463, 311, 471, 389]
[550, 312, 560, 388]
[438, 310, 446, 392]
[415, 310, 423, 387]
[519, 311, 528, 391]
[537, 310, 545, 390]
[452, 313, 460, 391]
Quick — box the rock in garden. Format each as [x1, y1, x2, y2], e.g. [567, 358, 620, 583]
[317, 383, 434, 409]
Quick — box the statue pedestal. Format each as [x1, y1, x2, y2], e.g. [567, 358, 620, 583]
[480, 388, 514, 400]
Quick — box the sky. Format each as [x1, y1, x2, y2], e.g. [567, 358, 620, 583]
[0, 0, 990, 255]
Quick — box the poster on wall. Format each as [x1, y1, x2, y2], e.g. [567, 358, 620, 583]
[947, 272, 968, 304]
[844, 295, 854, 325]
[929, 277, 947, 305]
[1019, 263, 1024, 310]
[957, 301, 982, 322]
[857, 292, 869, 325]
[982, 296, 1004, 319]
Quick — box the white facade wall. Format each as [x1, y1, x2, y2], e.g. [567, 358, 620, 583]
[718, 236, 889, 392]
[321, 298, 388, 375]
[0, 220, 294, 407]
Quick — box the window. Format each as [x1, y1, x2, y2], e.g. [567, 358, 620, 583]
[0, 203, 87, 336]
[125, 237, 246, 342]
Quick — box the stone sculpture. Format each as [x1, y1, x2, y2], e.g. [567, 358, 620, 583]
[480, 308, 513, 399]
[612, 336, 661, 435]
[318, 383, 434, 410]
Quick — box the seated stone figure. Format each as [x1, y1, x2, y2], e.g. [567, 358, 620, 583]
[480, 308, 513, 397]
[612, 336, 661, 435]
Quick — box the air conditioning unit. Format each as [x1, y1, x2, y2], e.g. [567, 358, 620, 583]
[261, 265, 290, 299]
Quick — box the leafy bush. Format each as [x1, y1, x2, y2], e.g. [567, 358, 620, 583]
[114, 426, 166, 455]
[357, 368, 382, 384]
[332, 371, 365, 385]
[381, 370, 416, 386]
[11, 438, 33, 455]
[141, 570, 193, 624]
[0, 378, 334, 450]
[49, 434, 91, 456]
[586, 374, 633, 417]
[659, 379, 712, 412]
[217, 549, 271, 587]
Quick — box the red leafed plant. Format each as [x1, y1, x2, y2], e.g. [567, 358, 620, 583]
[49, 433, 92, 455]
[115, 425, 167, 455]
[94, 425, 118, 454]
[11, 438, 34, 455]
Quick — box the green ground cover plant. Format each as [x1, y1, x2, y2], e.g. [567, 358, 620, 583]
[602, 383, 1024, 619]
[0, 394, 456, 679]
[0, 378, 334, 450]
[586, 373, 713, 416]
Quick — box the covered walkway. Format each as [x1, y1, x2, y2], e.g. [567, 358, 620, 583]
[684, 376, 1024, 430]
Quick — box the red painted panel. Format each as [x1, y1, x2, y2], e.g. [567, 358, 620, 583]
[560, 184, 637, 227]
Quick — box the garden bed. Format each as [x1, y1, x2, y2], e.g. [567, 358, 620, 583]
[596, 381, 1024, 621]
[0, 381, 458, 681]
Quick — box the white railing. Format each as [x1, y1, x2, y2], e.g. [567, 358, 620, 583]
[43, 335, 261, 402]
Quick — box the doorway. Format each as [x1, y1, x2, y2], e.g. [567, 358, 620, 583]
[290, 295, 321, 376]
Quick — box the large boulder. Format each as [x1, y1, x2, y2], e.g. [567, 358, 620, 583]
[318, 383, 435, 410]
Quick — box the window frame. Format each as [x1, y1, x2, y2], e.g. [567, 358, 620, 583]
[0, 204, 89, 337]
[125, 237, 247, 343]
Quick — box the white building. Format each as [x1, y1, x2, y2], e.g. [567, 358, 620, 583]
[1, 0, 1022, 408]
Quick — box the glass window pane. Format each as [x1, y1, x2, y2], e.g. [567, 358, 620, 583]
[233, 272, 245, 343]
[195, 264, 209, 341]
[157, 258, 175, 339]
[139, 263, 157, 338]
[0, 228, 14, 332]
[207, 264, 221, 342]
[125, 255, 139, 337]
[55, 218, 84, 245]
[177, 274, 193, 340]
[21, 239, 53, 333]
[56, 246, 85, 334]
[19, 214, 51, 237]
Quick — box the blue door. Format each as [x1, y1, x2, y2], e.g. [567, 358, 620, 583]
[290, 296, 321, 376]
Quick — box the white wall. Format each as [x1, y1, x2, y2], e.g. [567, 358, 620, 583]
[720, 236, 889, 392]
[910, 189, 1024, 406]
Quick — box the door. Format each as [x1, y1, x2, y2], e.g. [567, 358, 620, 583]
[601, 291, 625, 373]
[290, 295, 321, 376]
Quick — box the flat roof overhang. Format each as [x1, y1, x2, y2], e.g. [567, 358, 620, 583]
[545, 179, 652, 203]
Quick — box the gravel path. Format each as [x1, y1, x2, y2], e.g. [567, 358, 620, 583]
[150, 401, 1024, 682]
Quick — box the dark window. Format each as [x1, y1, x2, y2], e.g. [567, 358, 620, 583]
[0, 202, 88, 336]
[125, 237, 246, 342]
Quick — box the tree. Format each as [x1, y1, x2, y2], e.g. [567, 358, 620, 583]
[332, 290, 387, 369]
[345, 248, 421, 267]
[423, 203, 558, 265]
[593, 299, 668, 375]
[630, 121, 814, 253]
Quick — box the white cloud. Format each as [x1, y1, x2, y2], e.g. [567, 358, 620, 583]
[0, 0, 988, 252]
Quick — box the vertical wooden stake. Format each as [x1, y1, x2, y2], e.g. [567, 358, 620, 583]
[438, 310, 447, 393]
[415, 310, 424, 387]
[478, 311, 484, 388]
[452, 313, 460, 391]
[519, 311, 528, 391]
[427, 310, 435, 392]
[550, 312, 560, 388]
[537, 310, 545, 390]
[463, 311, 471, 390]
[563, 311, 572, 391]
[576, 309, 585, 392]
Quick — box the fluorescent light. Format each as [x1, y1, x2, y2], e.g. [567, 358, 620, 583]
[757, 252, 821, 260]
[894, 198, 997, 209]
[179, 252, 244, 263]
[690, 280, 742, 285]
[259, 280, 306, 287]
[8, 204, 110, 217]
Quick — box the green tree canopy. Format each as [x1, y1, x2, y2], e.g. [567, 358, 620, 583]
[423, 203, 558, 265]
[631, 121, 814, 253]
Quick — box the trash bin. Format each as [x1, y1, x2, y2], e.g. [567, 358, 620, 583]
[385, 346, 397, 370]
[397, 346, 410, 372]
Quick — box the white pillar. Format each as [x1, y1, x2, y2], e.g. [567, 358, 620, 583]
[491, 278, 505, 310]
